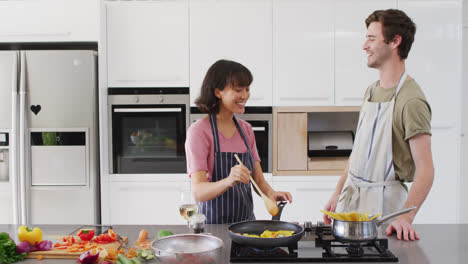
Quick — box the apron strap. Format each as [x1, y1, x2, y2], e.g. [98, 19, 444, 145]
[209, 114, 221, 153]
[209, 114, 254, 163]
[233, 116, 255, 167]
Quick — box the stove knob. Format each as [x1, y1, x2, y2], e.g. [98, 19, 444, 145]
[134, 96, 139, 103]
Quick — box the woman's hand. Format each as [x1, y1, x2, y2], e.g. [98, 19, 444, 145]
[323, 192, 340, 224]
[227, 164, 251, 187]
[269, 191, 293, 203]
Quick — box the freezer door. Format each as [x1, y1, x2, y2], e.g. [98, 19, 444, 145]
[0, 51, 18, 129]
[23, 50, 97, 128]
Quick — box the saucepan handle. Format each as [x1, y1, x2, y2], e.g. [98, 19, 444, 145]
[272, 201, 287, 221]
[376, 206, 417, 226]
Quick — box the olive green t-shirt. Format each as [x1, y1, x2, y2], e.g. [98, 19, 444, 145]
[363, 78, 431, 182]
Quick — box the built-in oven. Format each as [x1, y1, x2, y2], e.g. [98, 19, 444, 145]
[109, 88, 189, 174]
[190, 107, 272, 173]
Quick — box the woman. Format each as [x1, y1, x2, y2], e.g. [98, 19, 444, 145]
[185, 59, 292, 224]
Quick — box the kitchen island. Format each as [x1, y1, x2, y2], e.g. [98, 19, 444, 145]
[1, 224, 466, 263]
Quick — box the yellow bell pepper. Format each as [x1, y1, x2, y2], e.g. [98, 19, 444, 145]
[18, 226, 43, 245]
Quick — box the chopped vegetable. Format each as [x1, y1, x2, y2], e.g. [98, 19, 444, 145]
[131, 256, 143, 264]
[94, 229, 117, 244]
[0, 232, 26, 264]
[117, 253, 134, 264]
[34, 240, 53, 251]
[100, 261, 114, 264]
[37, 255, 43, 260]
[17, 226, 43, 245]
[156, 230, 173, 239]
[77, 229, 95, 241]
[16, 241, 33, 254]
[136, 229, 148, 243]
[78, 250, 100, 264]
[137, 249, 155, 260]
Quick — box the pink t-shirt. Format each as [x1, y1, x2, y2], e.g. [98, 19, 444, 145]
[185, 117, 261, 181]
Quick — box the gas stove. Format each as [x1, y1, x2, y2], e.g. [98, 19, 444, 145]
[230, 223, 398, 262]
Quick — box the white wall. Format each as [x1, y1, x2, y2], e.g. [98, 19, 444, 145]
[461, 0, 468, 223]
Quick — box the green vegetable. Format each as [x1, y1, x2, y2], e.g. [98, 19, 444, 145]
[156, 229, 173, 239]
[131, 256, 143, 264]
[0, 232, 26, 264]
[117, 253, 134, 264]
[137, 249, 155, 260]
[115, 260, 123, 264]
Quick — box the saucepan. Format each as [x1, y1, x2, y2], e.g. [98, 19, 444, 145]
[332, 206, 417, 242]
[151, 234, 223, 264]
[228, 202, 305, 248]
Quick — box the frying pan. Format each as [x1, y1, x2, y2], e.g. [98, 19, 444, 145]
[227, 202, 305, 248]
[332, 206, 417, 242]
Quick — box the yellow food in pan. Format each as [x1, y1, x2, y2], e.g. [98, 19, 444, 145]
[321, 210, 381, 221]
[238, 230, 295, 238]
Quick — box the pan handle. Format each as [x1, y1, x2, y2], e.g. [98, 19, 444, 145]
[376, 206, 417, 226]
[272, 201, 287, 221]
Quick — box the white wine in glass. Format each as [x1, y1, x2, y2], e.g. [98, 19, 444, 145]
[179, 204, 199, 220]
[179, 189, 198, 228]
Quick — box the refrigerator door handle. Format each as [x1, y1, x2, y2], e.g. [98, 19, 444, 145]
[10, 51, 20, 225]
[18, 51, 27, 225]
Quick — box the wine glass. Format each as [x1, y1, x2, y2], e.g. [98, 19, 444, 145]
[179, 189, 198, 229]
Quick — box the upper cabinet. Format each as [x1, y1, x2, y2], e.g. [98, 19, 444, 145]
[190, 0, 272, 106]
[334, 0, 396, 106]
[399, 0, 462, 128]
[273, 0, 334, 106]
[106, 1, 189, 88]
[0, 0, 98, 42]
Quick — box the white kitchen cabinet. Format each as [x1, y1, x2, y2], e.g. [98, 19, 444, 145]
[335, 0, 396, 106]
[106, 1, 189, 87]
[272, 176, 340, 222]
[190, 0, 272, 106]
[412, 128, 460, 224]
[108, 178, 190, 225]
[399, 0, 462, 128]
[0, 0, 98, 42]
[273, 0, 334, 106]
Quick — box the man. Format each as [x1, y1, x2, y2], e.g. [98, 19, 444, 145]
[323, 9, 434, 241]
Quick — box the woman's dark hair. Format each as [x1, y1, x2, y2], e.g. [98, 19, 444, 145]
[365, 9, 416, 60]
[195, 59, 253, 114]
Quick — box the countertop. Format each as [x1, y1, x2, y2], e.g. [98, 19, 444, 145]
[1, 224, 467, 263]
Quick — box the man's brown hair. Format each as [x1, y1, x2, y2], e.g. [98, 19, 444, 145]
[365, 9, 416, 60]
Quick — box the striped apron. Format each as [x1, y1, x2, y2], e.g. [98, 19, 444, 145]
[198, 114, 256, 224]
[336, 72, 408, 217]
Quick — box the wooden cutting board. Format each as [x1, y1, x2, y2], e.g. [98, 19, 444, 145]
[25, 236, 128, 259]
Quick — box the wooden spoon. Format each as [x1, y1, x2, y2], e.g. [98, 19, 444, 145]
[234, 154, 279, 216]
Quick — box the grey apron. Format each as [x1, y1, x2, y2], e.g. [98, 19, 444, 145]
[198, 114, 255, 224]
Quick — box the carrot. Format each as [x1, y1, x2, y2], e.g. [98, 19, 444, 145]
[136, 229, 148, 243]
[37, 255, 43, 260]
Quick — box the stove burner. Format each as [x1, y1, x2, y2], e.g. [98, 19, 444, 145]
[230, 222, 398, 263]
[346, 244, 364, 257]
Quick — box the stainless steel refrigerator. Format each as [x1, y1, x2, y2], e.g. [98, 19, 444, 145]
[0, 50, 99, 225]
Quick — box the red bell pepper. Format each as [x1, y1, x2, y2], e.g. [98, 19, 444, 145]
[77, 229, 95, 241]
[93, 229, 117, 244]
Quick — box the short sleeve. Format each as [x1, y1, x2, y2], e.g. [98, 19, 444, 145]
[185, 125, 210, 175]
[402, 98, 432, 140]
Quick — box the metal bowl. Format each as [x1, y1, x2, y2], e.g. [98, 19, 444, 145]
[151, 234, 223, 264]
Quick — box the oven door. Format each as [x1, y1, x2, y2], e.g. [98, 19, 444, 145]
[246, 120, 271, 173]
[112, 104, 186, 173]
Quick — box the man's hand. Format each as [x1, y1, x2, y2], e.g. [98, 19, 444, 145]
[385, 214, 420, 241]
[323, 192, 340, 224]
